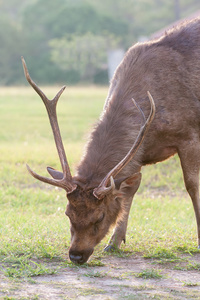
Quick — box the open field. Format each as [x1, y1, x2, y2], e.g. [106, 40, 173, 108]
[0, 86, 200, 299]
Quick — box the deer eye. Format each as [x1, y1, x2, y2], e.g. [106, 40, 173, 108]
[95, 213, 105, 225]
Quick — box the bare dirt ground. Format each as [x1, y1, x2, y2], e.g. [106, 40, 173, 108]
[1, 253, 200, 300]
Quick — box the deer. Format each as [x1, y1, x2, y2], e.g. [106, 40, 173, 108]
[22, 17, 200, 265]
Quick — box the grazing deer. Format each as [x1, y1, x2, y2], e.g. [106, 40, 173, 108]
[22, 17, 200, 264]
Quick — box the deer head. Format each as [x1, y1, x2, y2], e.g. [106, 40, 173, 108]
[22, 57, 155, 264]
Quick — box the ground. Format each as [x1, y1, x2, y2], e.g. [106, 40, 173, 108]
[1, 252, 200, 300]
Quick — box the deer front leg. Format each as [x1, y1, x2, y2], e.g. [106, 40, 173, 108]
[104, 196, 133, 251]
[178, 145, 200, 248]
[104, 172, 142, 251]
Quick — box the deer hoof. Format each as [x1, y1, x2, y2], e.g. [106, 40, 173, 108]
[104, 245, 118, 252]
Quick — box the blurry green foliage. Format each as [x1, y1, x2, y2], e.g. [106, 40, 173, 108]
[0, 0, 200, 85]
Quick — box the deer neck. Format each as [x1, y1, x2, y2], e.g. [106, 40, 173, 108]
[75, 98, 143, 189]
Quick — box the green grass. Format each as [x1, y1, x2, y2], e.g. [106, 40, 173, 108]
[3, 257, 57, 278]
[83, 270, 107, 278]
[0, 86, 198, 275]
[134, 268, 163, 279]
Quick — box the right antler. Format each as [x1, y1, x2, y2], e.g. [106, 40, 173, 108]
[93, 92, 155, 199]
[22, 57, 77, 193]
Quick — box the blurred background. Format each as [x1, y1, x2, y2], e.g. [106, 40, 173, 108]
[1, 0, 200, 86]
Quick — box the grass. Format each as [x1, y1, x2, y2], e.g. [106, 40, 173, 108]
[174, 262, 200, 271]
[134, 268, 163, 279]
[4, 258, 57, 278]
[183, 282, 200, 287]
[83, 270, 107, 278]
[0, 86, 198, 276]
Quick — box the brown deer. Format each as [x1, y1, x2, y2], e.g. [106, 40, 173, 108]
[22, 17, 200, 264]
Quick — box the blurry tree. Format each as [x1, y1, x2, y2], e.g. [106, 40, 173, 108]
[21, 0, 127, 83]
[0, 16, 26, 85]
[49, 33, 118, 82]
[0, 0, 199, 85]
[87, 0, 200, 43]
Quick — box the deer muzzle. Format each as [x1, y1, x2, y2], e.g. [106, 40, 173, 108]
[69, 248, 94, 264]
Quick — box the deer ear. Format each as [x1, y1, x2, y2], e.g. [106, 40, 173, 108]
[115, 173, 142, 198]
[47, 167, 64, 180]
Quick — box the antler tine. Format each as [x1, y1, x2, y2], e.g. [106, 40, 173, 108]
[26, 164, 73, 191]
[22, 56, 67, 107]
[132, 97, 146, 124]
[94, 92, 155, 199]
[22, 57, 48, 102]
[22, 57, 77, 193]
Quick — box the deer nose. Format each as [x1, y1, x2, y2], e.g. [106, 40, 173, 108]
[69, 252, 84, 264]
[69, 248, 94, 265]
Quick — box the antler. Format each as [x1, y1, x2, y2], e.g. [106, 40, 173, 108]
[22, 57, 77, 193]
[93, 92, 155, 199]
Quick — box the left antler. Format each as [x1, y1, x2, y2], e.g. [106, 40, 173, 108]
[22, 57, 77, 193]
